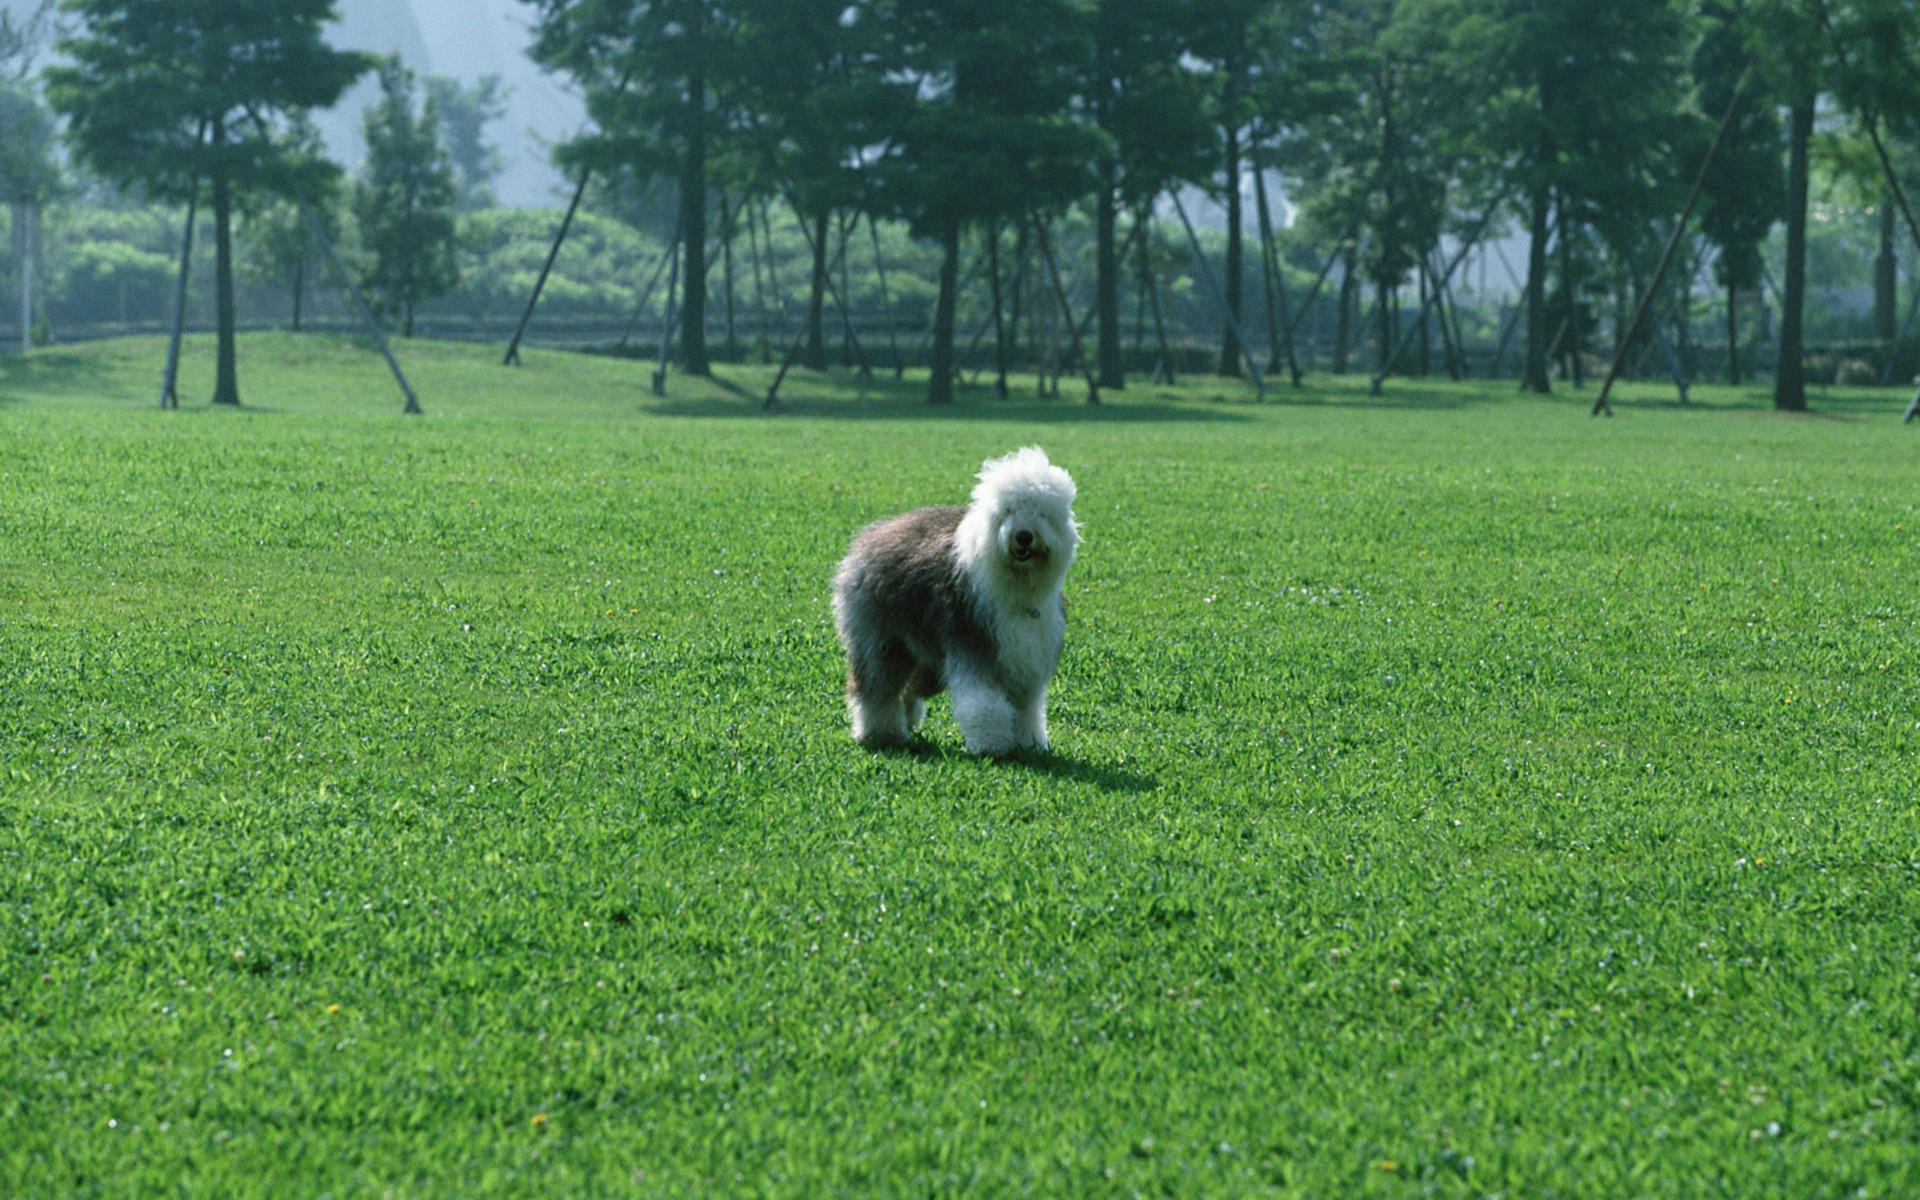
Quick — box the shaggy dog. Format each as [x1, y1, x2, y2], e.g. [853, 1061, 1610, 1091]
[832, 446, 1079, 757]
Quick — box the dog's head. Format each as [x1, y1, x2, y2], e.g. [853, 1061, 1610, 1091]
[968, 446, 1079, 581]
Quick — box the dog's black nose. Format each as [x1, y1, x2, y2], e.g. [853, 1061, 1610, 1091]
[1015, 530, 1034, 548]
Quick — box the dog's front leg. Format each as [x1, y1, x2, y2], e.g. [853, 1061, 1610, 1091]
[1009, 685, 1049, 752]
[949, 662, 1019, 758]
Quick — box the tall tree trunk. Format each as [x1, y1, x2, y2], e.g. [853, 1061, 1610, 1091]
[1009, 222, 1027, 364]
[988, 223, 1009, 398]
[211, 146, 241, 407]
[1558, 199, 1583, 387]
[1417, 261, 1431, 375]
[1874, 193, 1897, 349]
[1774, 94, 1812, 413]
[927, 216, 960, 405]
[1218, 123, 1244, 377]
[1095, 157, 1123, 389]
[1522, 182, 1552, 394]
[838, 212, 858, 368]
[15, 203, 31, 353]
[1141, 207, 1174, 385]
[804, 208, 829, 370]
[720, 194, 738, 360]
[746, 195, 771, 362]
[1726, 279, 1741, 385]
[292, 253, 305, 333]
[1377, 280, 1392, 374]
[679, 68, 711, 377]
[1334, 252, 1355, 375]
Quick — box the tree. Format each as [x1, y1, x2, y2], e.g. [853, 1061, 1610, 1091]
[0, 83, 58, 351]
[3, 2, 59, 351]
[239, 116, 340, 331]
[1819, 0, 1920, 375]
[1188, 0, 1267, 379]
[355, 59, 460, 337]
[0, 85, 57, 212]
[1080, 0, 1214, 389]
[47, 0, 370, 406]
[729, 0, 900, 371]
[1694, 2, 1785, 385]
[1739, 0, 1920, 409]
[1444, 0, 1692, 394]
[1284, 1, 1473, 378]
[1742, 0, 1828, 411]
[869, 0, 1099, 404]
[525, 0, 737, 378]
[426, 74, 509, 212]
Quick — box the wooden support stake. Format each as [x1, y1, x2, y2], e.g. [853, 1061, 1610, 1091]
[1369, 200, 1504, 397]
[160, 125, 206, 409]
[504, 165, 589, 366]
[1170, 190, 1265, 398]
[1033, 220, 1102, 404]
[1593, 71, 1747, 417]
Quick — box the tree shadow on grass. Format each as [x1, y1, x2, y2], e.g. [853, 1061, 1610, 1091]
[651, 392, 1249, 425]
[644, 367, 1249, 424]
[0, 347, 125, 406]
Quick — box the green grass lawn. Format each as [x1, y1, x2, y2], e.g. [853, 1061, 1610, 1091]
[3, 334, 1917, 1196]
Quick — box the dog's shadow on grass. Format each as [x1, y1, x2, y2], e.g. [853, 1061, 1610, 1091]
[881, 740, 1159, 794]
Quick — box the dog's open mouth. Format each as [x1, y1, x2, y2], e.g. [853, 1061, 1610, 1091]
[1011, 544, 1047, 564]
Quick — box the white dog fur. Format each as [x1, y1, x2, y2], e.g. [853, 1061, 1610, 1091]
[832, 446, 1079, 757]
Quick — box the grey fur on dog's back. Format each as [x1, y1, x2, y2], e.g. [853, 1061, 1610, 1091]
[833, 506, 1002, 704]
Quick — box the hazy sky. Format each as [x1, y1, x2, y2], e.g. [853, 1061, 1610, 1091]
[0, 0, 584, 207]
[323, 0, 584, 207]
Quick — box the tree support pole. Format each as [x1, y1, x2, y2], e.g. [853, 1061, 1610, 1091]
[970, 229, 1034, 391]
[832, 211, 870, 375]
[1434, 254, 1471, 380]
[1250, 143, 1302, 385]
[763, 323, 810, 410]
[1144, 214, 1177, 385]
[504, 164, 590, 366]
[786, 194, 872, 376]
[1593, 72, 1747, 417]
[1425, 252, 1463, 381]
[160, 127, 207, 409]
[867, 214, 905, 376]
[1369, 201, 1504, 396]
[1171, 190, 1265, 398]
[160, 188, 197, 407]
[244, 107, 418, 412]
[1280, 233, 1354, 354]
[615, 224, 683, 352]
[1032, 220, 1102, 404]
[302, 199, 421, 413]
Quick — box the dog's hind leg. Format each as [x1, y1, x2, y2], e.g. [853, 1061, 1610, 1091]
[904, 663, 942, 732]
[847, 641, 914, 747]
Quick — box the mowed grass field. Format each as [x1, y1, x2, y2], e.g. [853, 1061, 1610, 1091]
[3, 334, 1917, 1197]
